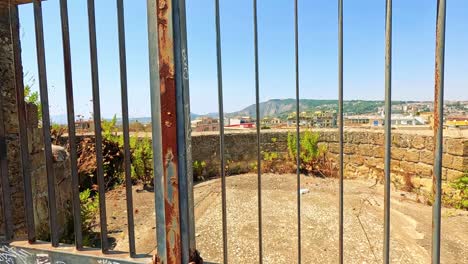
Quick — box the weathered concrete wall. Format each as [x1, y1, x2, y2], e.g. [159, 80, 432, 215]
[192, 129, 468, 192]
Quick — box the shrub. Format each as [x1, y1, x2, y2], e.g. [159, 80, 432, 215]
[130, 136, 153, 185]
[287, 130, 334, 176]
[193, 160, 207, 181]
[79, 189, 100, 247]
[24, 84, 42, 121]
[102, 115, 119, 142]
[444, 173, 468, 210]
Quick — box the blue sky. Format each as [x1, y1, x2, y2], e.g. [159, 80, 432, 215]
[18, 0, 467, 119]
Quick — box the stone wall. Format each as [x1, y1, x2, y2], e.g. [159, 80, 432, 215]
[0, 5, 26, 239]
[0, 5, 73, 241]
[191, 129, 468, 192]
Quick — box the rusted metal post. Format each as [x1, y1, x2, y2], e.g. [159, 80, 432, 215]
[383, 0, 392, 263]
[152, 0, 196, 262]
[432, 1, 446, 263]
[147, 0, 167, 262]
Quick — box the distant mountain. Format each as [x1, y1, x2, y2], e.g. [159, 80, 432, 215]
[50, 99, 423, 124]
[215, 99, 409, 119]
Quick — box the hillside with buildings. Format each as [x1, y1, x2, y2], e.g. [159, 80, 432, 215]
[190, 99, 468, 132]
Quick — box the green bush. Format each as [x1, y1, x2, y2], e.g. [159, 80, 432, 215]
[262, 151, 279, 162]
[24, 85, 42, 121]
[130, 136, 153, 184]
[446, 173, 468, 210]
[79, 189, 100, 247]
[287, 130, 331, 176]
[193, 160, 207, 181]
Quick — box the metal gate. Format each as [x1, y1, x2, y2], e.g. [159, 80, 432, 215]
[0, 0, 448, 263]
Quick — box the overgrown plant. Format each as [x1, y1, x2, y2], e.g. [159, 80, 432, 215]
[79, 189, 100, 247]
[444, 173, 468, 210]
[193, 160, 207, 181]
[130, 136, 153, 185]
[24, 84, 42, 121]
[287, 130, 334, 176]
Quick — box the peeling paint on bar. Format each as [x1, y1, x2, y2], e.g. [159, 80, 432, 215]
[156, 0, 182, 262]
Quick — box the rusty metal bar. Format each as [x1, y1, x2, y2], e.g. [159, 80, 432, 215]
[253, 0, 263, 262]
[294, 0, 301, 262]
[337, 0, 344, 263]
[8, 3, 36, 243]
[384, 0, 393, 260]
[173, 0, 191, 262]
[432, 1, 446, 263]
[155, 0, 184, 262]
[0, 54, 13, 242]
[214, 0, 228, 262]
[33, 0, 59, 247]
[59, 0, 83, 250]
[116, 0, 136, 256]
[173, 0, 197, 253]
[146, 0, 167, 262]
[86, 0, 109, 252]
[383, 0, 392, 263]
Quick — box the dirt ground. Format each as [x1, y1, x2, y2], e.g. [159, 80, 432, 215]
[105, 174, 468, 264]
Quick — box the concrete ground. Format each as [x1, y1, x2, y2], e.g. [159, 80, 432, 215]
[106, 174, 468, 264]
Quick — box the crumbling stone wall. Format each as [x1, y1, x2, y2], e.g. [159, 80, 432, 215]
[191, 129, 468, 193]
[0, 4, 26, 239]
[0, 5, 73, 241]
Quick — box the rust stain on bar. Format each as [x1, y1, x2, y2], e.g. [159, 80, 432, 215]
[156, 0, 181, 263]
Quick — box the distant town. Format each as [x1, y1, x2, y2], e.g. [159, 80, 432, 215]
[190, 99, 468, 132]
[65, 99, 468, 133]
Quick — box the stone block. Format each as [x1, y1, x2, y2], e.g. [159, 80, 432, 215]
[442, 154, 466, 171]
[446, 169, 464, 181]
[411, 135, 426, 150]
[420, 149, 434, 165]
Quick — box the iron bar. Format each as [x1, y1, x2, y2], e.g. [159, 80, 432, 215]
[146, 0, 167, 262]
[0, 55, 13, 242]
[214, 0, 228, 262]
[432, 0, 446, 263]
[173, 0, 191, 262]
[253, 0, 263, 262]
[33, 0, 59, 247]
[9, 3, 36, 243]
[116, 0, 136, 256]
[294, 0, 301, 262]
[383, 0, 392, 263]
[86, 0, 108, 252]
[155, 0, 184, 262]
[338, 0, 344, 263]
[59, 0, 83, 250]
[175, 0, 197, 253]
